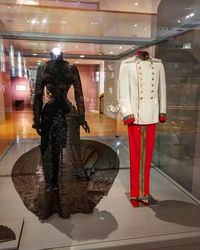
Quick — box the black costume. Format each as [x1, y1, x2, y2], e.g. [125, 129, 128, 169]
[33, 53, 89, 191]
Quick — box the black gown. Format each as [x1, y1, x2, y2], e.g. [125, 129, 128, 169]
[33, 55, 88, 189]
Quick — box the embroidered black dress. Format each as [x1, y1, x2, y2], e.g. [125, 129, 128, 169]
[33, 55, 89, 190]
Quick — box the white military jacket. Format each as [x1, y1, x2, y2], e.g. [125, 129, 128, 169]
[118, 56, 166, 125]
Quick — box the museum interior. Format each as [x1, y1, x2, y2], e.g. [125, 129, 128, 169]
[0, 0, 200, 249]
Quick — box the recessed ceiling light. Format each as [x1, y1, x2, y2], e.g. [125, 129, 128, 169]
[42, 18, 47, 24]
[91, 22, 99, 25]
[134, 24, 138, 27]
[75, 45, 79, 49]
[178, 19, 181, 23]
[61, 21, 67, 24]
[80, 55, 85, 58]
[134, 2, 139, 6]
[7, 6, 11, 9]
[119, 46, 122, 49]
[31, 19, 36, 24]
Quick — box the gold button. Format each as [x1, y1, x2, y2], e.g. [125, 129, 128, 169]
[152, 84, 154, 86]
[152, 78, 154, 80]
[139, 67, 141, 69]
[151, 97, 153, 99]
[140, 73, 142, 75]
[152, 72, 155, 75]
[151, 90, 153, 92]
[140, 97, 143, 100]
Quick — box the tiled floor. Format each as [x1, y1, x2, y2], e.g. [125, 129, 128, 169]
[0, 137, 200, 250]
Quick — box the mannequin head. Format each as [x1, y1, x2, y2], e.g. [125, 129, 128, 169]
[50, 47, 63, 61]
[135, 50, 149, 60]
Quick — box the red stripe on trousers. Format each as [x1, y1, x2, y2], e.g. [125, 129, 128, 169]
[128, 124, 156, 197]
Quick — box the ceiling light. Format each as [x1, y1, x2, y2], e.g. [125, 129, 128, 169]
[75, 61, 79, 64]
[119, 46, 122, 49]
[109, 51, 114, 55]
[178, 19, 181, 23]
[75, 45, 79, 49]
[61, 21, 67, 24]
[42, 18, 47, 24]
[33, 53, 38, 56]
[31, 19, 36, 24]
[80, 55, 85, 58]
[134, 24, 138, 27]
[134, 2, 139, 5]
[186, 13, 194, 19]
[7, 6, 11, 9]
[91, 22, 99, 25]
[52, 47, 61, 56]
[17, 0, 39, 5]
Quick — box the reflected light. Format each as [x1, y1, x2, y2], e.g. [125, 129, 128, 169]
[17, 51, 22, 77]
[42, 18, 48, 24]
[52, 47, 61, 56]
[31, 19, 36, 24]
[17, 0, 39, 5]
[182, 43, 192, 49]
[186, 13, 194, 19]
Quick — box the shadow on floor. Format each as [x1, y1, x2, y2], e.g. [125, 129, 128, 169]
[45, 208, 118, 241]
[151, 200, 200, 227]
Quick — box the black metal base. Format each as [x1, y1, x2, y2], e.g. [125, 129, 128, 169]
[129, 194, 159, 208]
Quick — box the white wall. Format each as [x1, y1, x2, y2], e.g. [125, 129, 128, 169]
[99, 0, 161, 14]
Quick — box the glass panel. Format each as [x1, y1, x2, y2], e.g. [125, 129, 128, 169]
[5, 39, 133, 57]
[0, 3, 154, 39]
[154, 30, 200, 199]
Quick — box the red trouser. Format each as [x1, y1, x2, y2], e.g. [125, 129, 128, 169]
[128, 124, 156, 198]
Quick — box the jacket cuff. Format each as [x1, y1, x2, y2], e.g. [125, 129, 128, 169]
[159, 113, 166, 123]
[123, 115, 135, 125]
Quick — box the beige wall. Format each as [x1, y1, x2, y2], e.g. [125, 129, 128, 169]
[99, 0, 161, 14]
[0, 72, 5, 121]
[68, 65, 99, 112]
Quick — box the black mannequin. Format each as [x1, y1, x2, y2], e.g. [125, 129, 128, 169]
[33, 50, 90, 191]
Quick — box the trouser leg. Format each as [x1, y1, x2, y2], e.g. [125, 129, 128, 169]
[128, 124, 156, 198]
[144, 124, 156, 195]
[128, 124, 141, 197]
